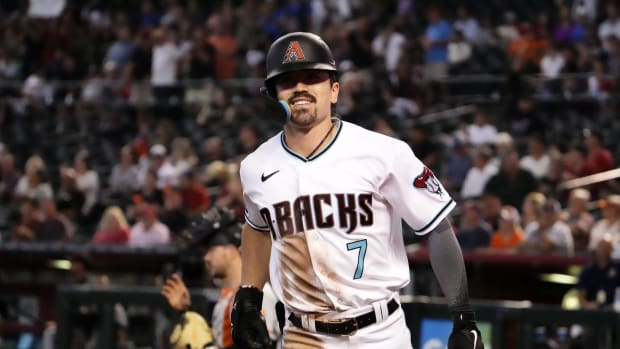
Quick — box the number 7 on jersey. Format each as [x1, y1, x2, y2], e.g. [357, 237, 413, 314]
[346, 239, 367, 279]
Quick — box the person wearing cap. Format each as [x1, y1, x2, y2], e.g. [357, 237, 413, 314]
[519, 198, 574, 255]
[128, 203, 170, 247]
[560, 188, 594, 254]
[456, 200, 493, 250]
[489, 206, 524, 251]
[576, 235, 620, 310]
[162, 207, 281, 349]
[588, 194, 620, 258]
[461, 145, 497, 200]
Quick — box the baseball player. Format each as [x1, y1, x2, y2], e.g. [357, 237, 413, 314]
[231, 32, 484, 349]
[162, 206, 281, 349]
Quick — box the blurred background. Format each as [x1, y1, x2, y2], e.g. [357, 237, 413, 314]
[1, 0, 620, 348]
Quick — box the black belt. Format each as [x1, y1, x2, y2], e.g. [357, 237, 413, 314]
[288, 299, 399, 335]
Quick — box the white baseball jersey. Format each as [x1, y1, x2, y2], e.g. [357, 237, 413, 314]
[240, 119, 455, 315]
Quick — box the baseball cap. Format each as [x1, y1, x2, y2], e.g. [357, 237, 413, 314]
[150, 144, 167, 157]
[499, 205, 521, 224]
[188, 207, 241, 249]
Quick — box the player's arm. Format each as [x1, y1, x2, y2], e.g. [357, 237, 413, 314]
[231, 224, 272, 348]
[240, 223, 272, 289]
[428, 218, 484, 349]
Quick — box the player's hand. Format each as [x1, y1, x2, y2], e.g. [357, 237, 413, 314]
[162, 273, 190, 312]
[448, 311, 484, 349]
[231, 286, 272, 349]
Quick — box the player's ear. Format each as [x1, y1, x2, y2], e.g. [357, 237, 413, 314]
[330, 81, 339, 104]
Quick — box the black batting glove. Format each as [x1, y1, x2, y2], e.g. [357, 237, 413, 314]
[448, 310, 484, 349]
[231, 286, 272, 349]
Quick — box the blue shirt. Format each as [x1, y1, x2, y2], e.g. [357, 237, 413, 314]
[425, 20, 453, 63]
[577, 261, 620, 306]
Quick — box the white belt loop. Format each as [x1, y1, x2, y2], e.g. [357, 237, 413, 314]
[372, 298, 389, 322]
[301, 314, 317, 332]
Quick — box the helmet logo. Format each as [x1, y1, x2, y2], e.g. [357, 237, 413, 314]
[282, 41, 305, 64]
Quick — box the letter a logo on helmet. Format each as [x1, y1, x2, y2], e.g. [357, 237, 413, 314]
[282, 41, 306, 64]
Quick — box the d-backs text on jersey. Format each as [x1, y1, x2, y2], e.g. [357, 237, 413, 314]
[259, 193, 373, 239]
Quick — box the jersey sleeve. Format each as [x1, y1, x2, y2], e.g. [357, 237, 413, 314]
[380, 141, 455, 235]
[239, 159, 270, 232]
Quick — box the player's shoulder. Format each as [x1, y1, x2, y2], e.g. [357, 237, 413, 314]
[341, 120, 410, 152]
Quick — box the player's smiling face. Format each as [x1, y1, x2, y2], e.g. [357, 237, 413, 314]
[275, 70, 339, 128]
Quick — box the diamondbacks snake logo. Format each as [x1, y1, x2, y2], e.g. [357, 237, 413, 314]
[413, 167, 443, 197]
[282, 41, 305, 64]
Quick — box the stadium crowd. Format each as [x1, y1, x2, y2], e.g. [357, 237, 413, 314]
[0, 0, 620, 261]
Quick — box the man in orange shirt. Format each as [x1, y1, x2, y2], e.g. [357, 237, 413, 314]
[489, 206, 524, 251]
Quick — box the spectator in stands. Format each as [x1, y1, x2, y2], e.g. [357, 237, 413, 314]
[453, 6, 480, 43]
[170, 137, 198, 176]
[104, 26, 135, 73]
[160, 186, 189, 236]
[37, 197, 73, 242]
[0, 151, 21, 203]
[461, 146, 497, 200]
[179, 169, 210, 217]
[92, 206, 130, 245]
[519, 135, 551, 180]
[484, 151, 539, 208]
[561, 144, 587, 180]
[9, 198, 43, 242]
[467, 110, 498, 146]
[519, 198, 574, 255]
[489, 205, 524, 251]
[441, 138, 471, 193]
[345, 14, 375, 70]
[151, 26, 186, 106]
[583, 129, 614, 176]
[507, 95, 546, 141]
[420, 6, 453, 81]
[108, 145, 140, 201]
[496, 11, 520, 46]
[214, 172, 244, 221]
[407, 124, 439, 169]
[183, 26, 216, 79]
[588, 194, 620, 258]
[72, 151, 100, 219]
[134, 170, 165, 210]
[554, 5, 580, 44]
[561, 188, 594, 255]
[577, 236, 620, 310]
[447, 30, 472, 71]
[206, 14, 238, 79]
[15, 155, 53, 202]
[481, 191, 503, 231]
[456, 200, 493, 250]
[489, 132, 515, 169]
[521, 191, 546, 232]
[372, 21, 407, 74]
[129, 203, 170, 247]
[236, 123, 260, 159]
[147, 143, 181, 189]
[588, 57, 614, 100]
[540, 43, 565, 79]
[507, 23, 548, 68]
[201, 136, 225, 163]
[42, 253, 129, 349]
[597, 3, 620, 51]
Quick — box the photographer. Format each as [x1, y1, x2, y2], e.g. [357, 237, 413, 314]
[162, 206, 281, 349]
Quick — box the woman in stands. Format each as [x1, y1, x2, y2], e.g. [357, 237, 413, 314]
[92, 206, 130, 244]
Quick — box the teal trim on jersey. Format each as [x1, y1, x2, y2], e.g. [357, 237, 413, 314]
[245, 212, 270, 231]
[414, 199, 455, 233]
[280, 118, 343, 162]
